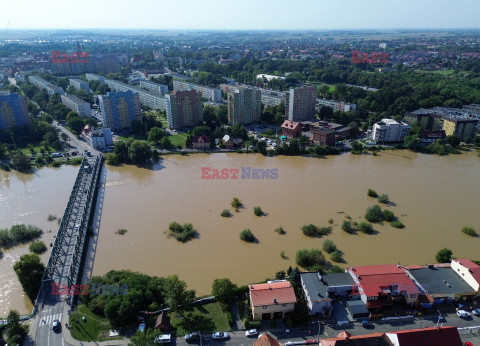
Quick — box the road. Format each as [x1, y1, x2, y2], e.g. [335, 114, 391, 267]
[53, 120, 101, 157]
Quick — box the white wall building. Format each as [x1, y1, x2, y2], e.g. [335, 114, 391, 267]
[85, 73, 106, 84]
[69, 78, 90, 93]
[372, 119, 410, 143]
[61, 94, 92, 117]
[139, 80, 169, 95]
[89, 128, 113, 151]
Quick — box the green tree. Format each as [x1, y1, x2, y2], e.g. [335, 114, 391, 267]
[163, 275, 196, 318]
[6, 310, 27, 345]
[148, 127, 165, 144]
[212, 278, 237, 305]
[290, 267, 301, 286]
[11, 152, 31, 172]
[159, 136, 172, 149]
[446, 135, 460, 147]
[131, 120, 145, 134]
[128, 140, 152, 164]
[351, 140, 363, 154]
[13, 253, 45, 302]
[365, 205, 383, 223]
[114, 141, 129, 162]
[435, 248, 453, 263]
[67, 116, 85, 136]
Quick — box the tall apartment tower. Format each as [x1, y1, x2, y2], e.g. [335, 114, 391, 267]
[227, 88, 261, 125]
[98, 91, 141, 131]
[0, 92, 30, 129]
[165, 90, 203, 130]
[288, 86, 316, 122]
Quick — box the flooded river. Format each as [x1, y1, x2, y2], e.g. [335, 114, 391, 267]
[1, 151, 479, 315]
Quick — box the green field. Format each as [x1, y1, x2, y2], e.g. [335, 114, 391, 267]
[170, 302, 229, 336]
[68, 305, 124, 342]
[168, 133, 188, 148]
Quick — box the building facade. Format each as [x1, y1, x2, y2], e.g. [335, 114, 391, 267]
[288, 86, 316, 122]
[89, 128, 113, 151]
[316, 98, 356, 113]
[0, 92, 30, 129]
[139, 80, 169, 95]
[372, 119, 410, 143]
[106, 79, 167, 111]
[173, 80, 222, 102]
[85, 73, 106, 84]
[227, 88, 261, 125]
[69, 78, 90, 93]
[28, 75, 65, 95]
[249, 281, 296, 321]
[61, 94, 92, 118]
[98, 91, 141, 131]
[165, 90, 203, 129]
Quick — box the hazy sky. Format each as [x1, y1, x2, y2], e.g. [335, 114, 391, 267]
[1, 0, 479, 30]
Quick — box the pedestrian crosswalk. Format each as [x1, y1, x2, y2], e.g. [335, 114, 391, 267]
[40, 313, 62, 327]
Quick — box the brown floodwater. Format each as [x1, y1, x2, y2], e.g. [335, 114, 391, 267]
[1, 151, 479, 315]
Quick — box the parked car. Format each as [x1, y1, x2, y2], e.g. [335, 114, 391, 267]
[361, 320, 373, 328]
[154, 334, 172, 343]
[457, 310, 471, 318]
[211, 332, 229, 340]
[472, 309, 480, 316]
[52, 319, 61, 332]
[185, 331, 201, 343]
[245, 329, 258, 337]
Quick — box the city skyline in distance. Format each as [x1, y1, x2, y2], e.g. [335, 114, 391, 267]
[1, 0, 480, 31]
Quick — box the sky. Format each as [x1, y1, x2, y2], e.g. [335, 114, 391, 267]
[0, 0, 479, 30]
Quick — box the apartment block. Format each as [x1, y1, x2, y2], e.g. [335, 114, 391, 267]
[227, 88, 261, 125]
[173, 80, 222, 102]
[98, 91, 141, 131]
[69, 78, 90, 93]
[165, 90, 203, 130]
[372, 119, 411, 143]
[85, 73, 106, 84]
[0, 92, 30, 129]
[61, 94, 92, 118]
[28, 75, 65, 95]
[316, 98, 357, 113]
[288, 86, 316, 122]
[139, 80, 169, 95]
[106, 79, 167, 111]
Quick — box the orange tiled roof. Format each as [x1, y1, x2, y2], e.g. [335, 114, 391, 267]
[249, 281, 297, 307]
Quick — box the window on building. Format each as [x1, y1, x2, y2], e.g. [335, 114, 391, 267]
[282, 303, 286, 307]
[262, 305, 267, 309]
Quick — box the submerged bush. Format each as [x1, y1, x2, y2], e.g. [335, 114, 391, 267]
[301, 224, 319, 237]
[29, 241, 47, 254]
[390, 221, 405, 229]
[365, 205, 383, 223]
[367, 189, 378, 198]
[357, 221, 374, 234]
[382, 209, 395, 222]
[461, 226, 477, 237]
[296, 248, 325, 270]
[323, 239, 337, 254]
[274, 227, 286, 235]
[330, 250, 342, 263]
[168, 222, 197, 242]
[231, 197, 243, 211]
[253, 206, 263, 216]
[378, 194, 389, 204]
[240, 229, 255, 243]
[341, 220, 354, 234]
[221, 209, 231, 217]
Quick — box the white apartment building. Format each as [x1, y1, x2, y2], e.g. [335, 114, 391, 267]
[106, 79, 167, 111]
[372, 119, 410, 143]
[61, 94, 92, 118]
[139, 80, 169, 95]
[85, 73, 106, 84]
[173, 80, 222, 102]
[69, 78, 90, 93]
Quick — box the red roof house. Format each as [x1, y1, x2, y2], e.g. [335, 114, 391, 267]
[254, 332, 280, 346]
[281, 120, 302, 138]
[385, 326, 462, 346]
[347, 265, 420, 310]
[249, 281, 297, 320]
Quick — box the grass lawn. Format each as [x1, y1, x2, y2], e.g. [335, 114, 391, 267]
[68, 305, 124, 342]
[116, 134, 148, 141]
[170, 302, 229, 336]
[168, 133, 188, 148]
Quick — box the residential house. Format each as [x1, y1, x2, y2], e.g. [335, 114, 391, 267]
[347, 264, 420, 311]
[311, 127, 336, 146]
[192, 135, 210, 149]
[384, 326, 462, 346]
[222, 134, 242, 149]
[154, 312, 171, 333]
[254, 333, 280, 346]
[422, 130, 446, 143]
[281, 120, 302, 138]
[451, 259, 480, 292]
[320, 331, 387, 346]
[249, 281, 296, 320]
[300, 273, 333, 317]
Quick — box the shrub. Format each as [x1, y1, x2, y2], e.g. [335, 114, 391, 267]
[240, 229, 255, 243]
[329, 265, 344, 274]
[357, 221, 374, 234]
[378, 194, 389, 204]
[115, 228, 127, 235]
[220, 209, 231, 217]
[295, 248, 325, 270]
[462, 226, 477, 237]
[47, 214, 57, 222]
[382, 209, 395, 222]
[328, 218, 334, 224]
[253, 206, 263, 216]
[322, 239, 337, 254]
[231, 197, 243, 211]
[341, 220, 354, 234]
[365, 205, 383, 223]
[330, 251, 342, 263]
[367, 189, 378, 197]
[280, 250, 286, 259]
[168, 222, 197, 242]
[301, 224, 319, 237]
[29, 241, 47, 254]
[274, 227, 286, 235]
[318, 226, 332, 235]
[436, 248, 453, 263]
[390, 221, 405, 229]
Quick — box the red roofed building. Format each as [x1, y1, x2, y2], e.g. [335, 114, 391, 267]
[254, 332, 280, 346]
[451, 258, 480, 291]
[249, 281, 297, 320]
[385, 326, 462, 346]
[320, 331, 387, 346]
[281, 120, 302, 138]
[347, 265, 420, 310]
[192, 135, 210, 149]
